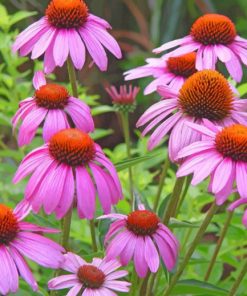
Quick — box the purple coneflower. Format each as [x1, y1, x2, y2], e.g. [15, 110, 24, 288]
[48, 252, 130, 295]
[154, 14, 247, 82]
[137, 70, 247, 161]
[99, 205, 179, 278]
[124, 52, 197, 94]
[13, 128, 123, 219]
[13, 71, 94, 146]
[12, 0, 122, 73]
[0, 201, 64, 295]
[177, 121, 247, 205]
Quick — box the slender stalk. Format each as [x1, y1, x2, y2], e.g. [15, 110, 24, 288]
[59, 58, 79, 250]
[153, 154, 170, 212]
[228, 260, 247, 296]
[120, 112, 134, 207]
[204, 211, 234, 281]
[67, 57, 78, 97]
[146, 272, 157, 295]
[139, 273, 151, 296]
[61, 206, 73, 250]
[162, 177, 185, 225]
[130, 270, 138, 296]
[176, 174, 192, 215]
[163, 202, 219, 296]
[89, 219, 98, 252]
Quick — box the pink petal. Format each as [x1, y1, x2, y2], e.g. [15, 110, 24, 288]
[133, 236, 148, 278]
[236, 162, 247, 198]
[153, 36, 193, 53]
[211, 158, 233, 194]
[144, 236, 159, 273]
[48, 275, 79, 289]
[76, 166, 96, 219]
[68, 30, 86, 69]
[33, 71, 46, 90]
[53, 29, 69, 67]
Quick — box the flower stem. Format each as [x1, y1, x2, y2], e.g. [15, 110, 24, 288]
[162, 177, 186, 225]
[228, 260, 247, 296]
[163, 202, 219, 296]
[61, 206, 73, 250]
[59, 58, 79, 251]
[67, 57, 78, 97]
[204, 210, 233, 281]
[89, 219, 98, 252]
[120, 111, 134, 208]
[153, 154, 170, 212]
[139, 272, 151, 296]
[176, 174, 192, 215]
[130, 270, 138, 296]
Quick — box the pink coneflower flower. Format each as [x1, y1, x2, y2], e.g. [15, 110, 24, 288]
[0, 201, 64, 295]
[153, 14, 247, 82]
[99, 205, 179, 278]
[48, 252, 130, 295]
[12, 0, 122, 74]
[177, 121, 247, 205]
[105, 84, 140, 112]
[124, 52, 197, 95]
[12, 71, 94, 146]
[137, 69, 247, 162]
[228, 198, 247, 228]
[13, 128, 123, 219]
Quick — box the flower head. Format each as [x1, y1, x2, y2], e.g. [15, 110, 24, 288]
[99, 205, 179, 278]
[13, 128, 123, 219]
[12, 71, 94, 147]
[105, 85, 140, 113]
[0, 201, 64, 295]
[12, 0, 122, 73]
[137, 69, 247, 162]
[124, 52, 197, 95]
[48, 252, 130, 295]
[177, 121, 247, 205]
[154, 14, 247, 83]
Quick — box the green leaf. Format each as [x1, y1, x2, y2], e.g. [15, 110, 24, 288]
[92, 105, 114, 116]
[9, 11, 37, 27]
[171, 279, 228, 295]
[169, 218, 200, 229]
[91, 128, 113, 140]
[115, 152, 160, 171]
[0, 4, 9, 30]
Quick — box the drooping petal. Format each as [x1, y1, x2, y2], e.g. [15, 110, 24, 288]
[68, 30, 86, 69]
[236, 162, 247, 198]
[53, 29, 69, 67]
[144, 236, 159, 273]
[33, 71, 46, 90]
[133, 236, 148, 278]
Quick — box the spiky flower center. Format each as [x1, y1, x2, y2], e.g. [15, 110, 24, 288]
[46, 0, 89, 29]
[127, 210, 159, 236]
[77, 265, 105, 289]
[35, 84, 69, 109]
[215, 124, 247, 162]
[178, 70, 234, 121]
[191, 14, 236, 45]
[167, 52, 197, 78]
[0, 204, 19, 245]
[49, 129, 96, 167]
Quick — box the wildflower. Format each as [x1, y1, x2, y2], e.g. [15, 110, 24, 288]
[99, 205, 179, 278]
[154, 14, 247, 82]
[177, 121, 247, 205]
[105, 84, 140, 113]
[124, 52, 197, 94]
[12, 0, 122, 73]
[0, 201, 64, 295]
[228, 198, 247, 228]
[48, 252, 130, 295]
[137, 70, 247, 161]
[13, 71, 94, 146]
[13, 128, 123, 219]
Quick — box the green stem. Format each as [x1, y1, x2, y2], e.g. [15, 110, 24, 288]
[162, 177, 185, 225]
[61, 206, 73, 250]
[146, 272, 157, 295]
[89, 219, 98, 252]
[153, 154, 170, 212]
[163, 202, 219, 296]
[120, 112, 134, 208]
[176, 174, 192, 215]
[139, 273, 151, 296]
[130, 270, 138, 296]
[228, 260, 247, 296]
[204, 211, 233, 281]
[67, 57, 78, 97]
